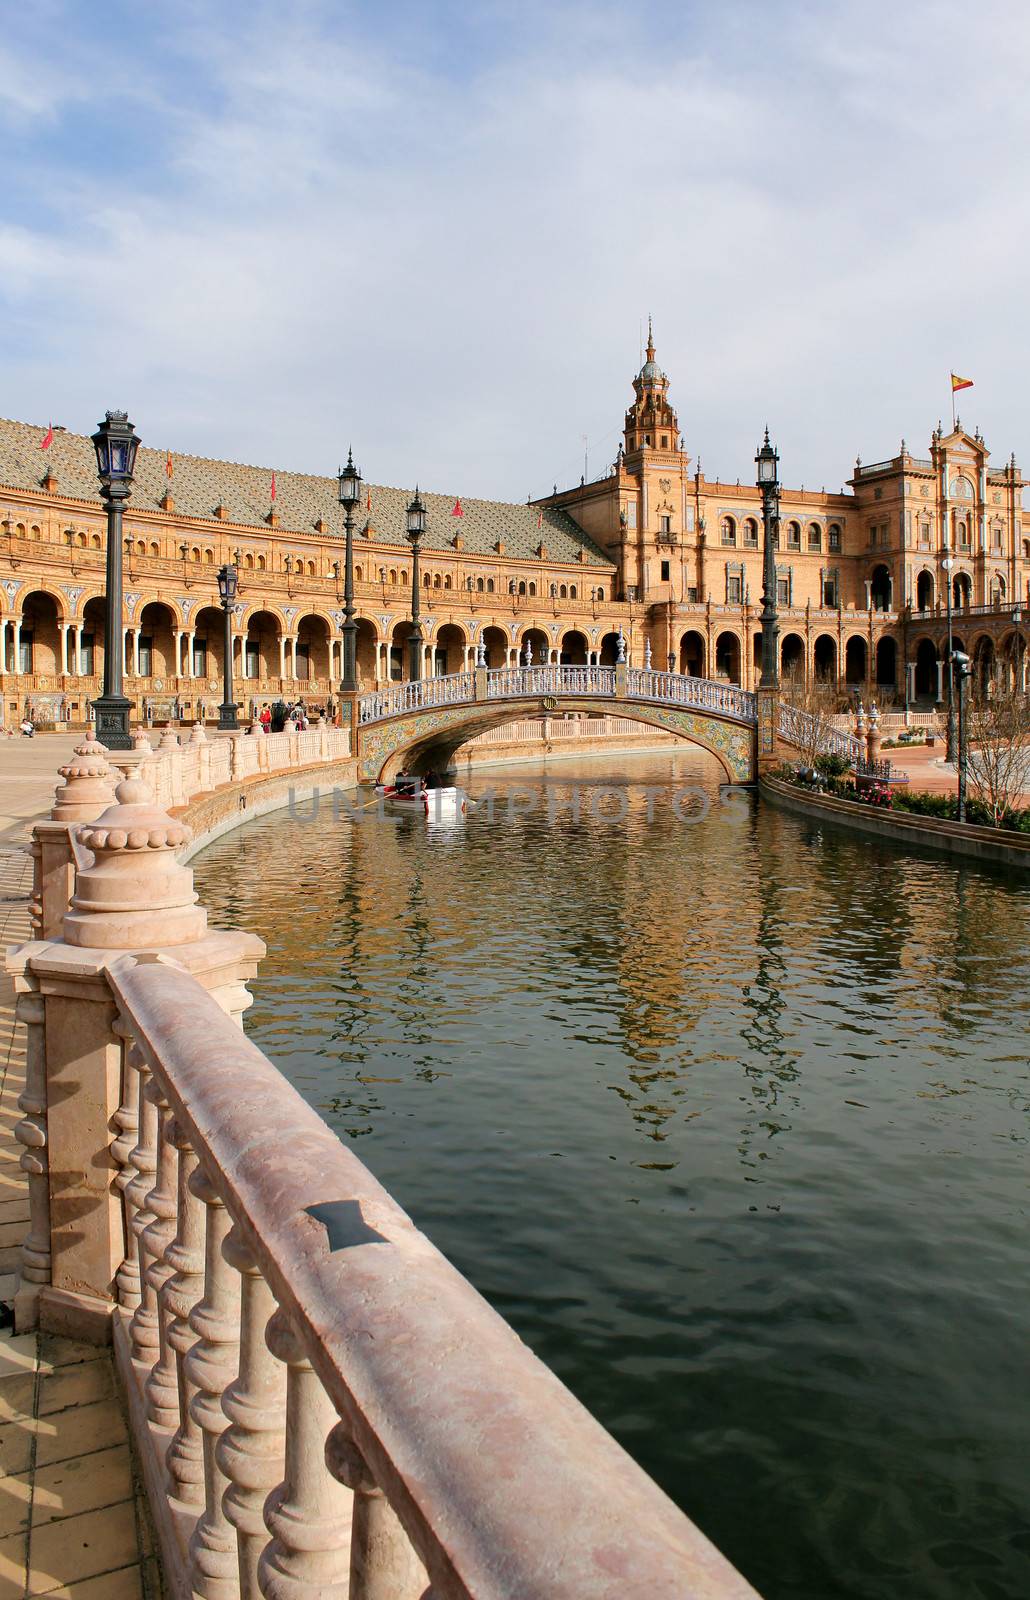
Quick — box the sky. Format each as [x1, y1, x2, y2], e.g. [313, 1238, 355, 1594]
[4, 0, 1030, 504]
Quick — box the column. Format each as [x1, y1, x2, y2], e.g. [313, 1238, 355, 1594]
[173, 628, 184, 679]
[68, 625, 80, 678]
[186, 631, 196, 679]
[13, 619, 22, 674]
[133, 628, 142, 678]
[279, 634, 287, 681]
[58, 622, 69, 676]
[375, 642, 384, 683]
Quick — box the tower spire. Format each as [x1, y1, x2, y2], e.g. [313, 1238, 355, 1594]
[646, 314, 655, 362]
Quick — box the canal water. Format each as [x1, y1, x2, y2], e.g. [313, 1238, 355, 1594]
[193, 750, 1030, 1600]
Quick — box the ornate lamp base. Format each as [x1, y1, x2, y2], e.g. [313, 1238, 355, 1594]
[217, 702, 239, 732]
[93, 695, 133, 751]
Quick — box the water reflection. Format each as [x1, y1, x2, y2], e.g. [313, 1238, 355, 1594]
[194, 749, 1030, 1600]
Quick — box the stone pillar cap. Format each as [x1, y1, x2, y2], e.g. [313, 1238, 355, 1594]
[51, 735, 116, 823]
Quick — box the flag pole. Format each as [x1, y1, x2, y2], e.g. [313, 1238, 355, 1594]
[951, 377, 956, 434]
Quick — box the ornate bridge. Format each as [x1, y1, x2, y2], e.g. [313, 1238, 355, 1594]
[352, 665, 865, 783]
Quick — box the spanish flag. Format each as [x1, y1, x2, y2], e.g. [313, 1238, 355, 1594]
[951, 373, 973, 392]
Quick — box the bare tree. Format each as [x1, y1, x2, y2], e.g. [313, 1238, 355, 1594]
[780, 675, 854, 768]
[966, 689, 1030, 825]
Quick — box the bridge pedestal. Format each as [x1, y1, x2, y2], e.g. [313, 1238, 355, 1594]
[756, 685, 781, 774]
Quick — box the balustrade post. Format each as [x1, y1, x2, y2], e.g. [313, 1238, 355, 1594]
[186, 1167, 242, 1597]
[127, 1052, 159, 1356]
[218, 1226, 287, 1598]
[259, 1307, 352, 1598]
[164, 1118, 206, 1506]
[142, 1086, 180, 1429]
[12, 987, 50, 1331]
[326, 1425, 428, 1600]
[110, 1021, 141, 1312]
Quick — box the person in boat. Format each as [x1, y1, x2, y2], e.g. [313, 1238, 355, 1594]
[393, 770, 421, 797]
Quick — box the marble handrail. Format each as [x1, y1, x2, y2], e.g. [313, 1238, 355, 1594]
[104, 953, 762, 1600]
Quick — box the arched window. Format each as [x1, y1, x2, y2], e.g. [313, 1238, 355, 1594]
[424, 573, 432, 587]
[355, 566, 363, 582]
[828, 524, 842, 551]
[307, 561, 316, 576]
[476, 577, 485, 592]
[136, 540, 146, 556]
[204, 549, 214, 564]
[787, 521, 801, 550]
[257, 555, 266, 571]
[807, 523, 822, 552]
[78, 532, 87, 548]
[743, 519, 758, 547]
[559, 584, 567, 598]
[957, 519, 970, 548]
[486, 578, 494, 593]
[244, 553, 254, 569]
[720, 516, 736, 546]
[529, 582, 536, 596]
[518, 581, 527, 596]
[444, 575, 452, 589]
[596, 586, 606, 602]
[570, 585, 577, 599]
[433, 574, 441, 588]
[91, 534, 102, 549]
[150, 542, 159, 557]
[191, 547, 200, 561]
[31, 526, 41, 541]
[389, 569, 397, 584]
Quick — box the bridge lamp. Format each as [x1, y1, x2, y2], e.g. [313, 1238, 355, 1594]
[91, 409, 140, 749]
[756, 427, 780, 691]
[952, 648, 973, 823]
[216, 562, 239, 731]
[406, 489, 427, 680]
[337, 447, 363, 693]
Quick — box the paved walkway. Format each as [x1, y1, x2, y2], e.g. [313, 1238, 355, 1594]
[0, 747, 161, 1598]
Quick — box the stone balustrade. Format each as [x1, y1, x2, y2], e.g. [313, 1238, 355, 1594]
[4, 749, 763, 1600]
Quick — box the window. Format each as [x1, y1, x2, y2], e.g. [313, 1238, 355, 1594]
[686, 586, 698, 603]
[828, 524, 841, 552]
[721, 516, 736, 545]
[424, 573, 432, 588]
[559, 584, 567, 598]
[787, 521, 801, 550]
[807, 524, 822, 552]
[192, 639, 207, 677]
[518, 581, 527, 596]
[626, 503, 637, 528]
[138, 636, 153, 677]
[823, 579, 837, 607]
[476, 577, 485, 592]
[659, 514, 671, 535]
[727, 575, 742, 603]
[660, 560, 671, 581]
[257, 555, 266, 571]
[295, 643, 311, 680]
[529, 582, 537, 597]
[991, 523, 1003, 551]
[776, 578, 790, 606]
[744, 519, 758, 546]
[444, 575, 452, 589]
[18, 632, 33, 674]
[80, 633, 95, 674]
[644, 434, 651, 446]
[390, 647, 403, 680]
[918, 522, 931, 547]
[958, 520, 970, 548]
[661, 435, 668, 449]
[569, 585, 577, 599]
[245, 640, 259, 679]
[487, 578, 494, 593]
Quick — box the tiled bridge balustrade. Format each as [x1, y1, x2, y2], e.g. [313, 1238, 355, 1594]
[5, 743, 762, 1599]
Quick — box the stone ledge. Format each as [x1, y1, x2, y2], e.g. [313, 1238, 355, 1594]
[760, 774, 1030, 868]
[174, 756, 359, 860]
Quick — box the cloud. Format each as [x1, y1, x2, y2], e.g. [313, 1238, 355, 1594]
[2, 0, 1029, 504]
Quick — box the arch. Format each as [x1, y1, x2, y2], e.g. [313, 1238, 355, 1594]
[720, 516, 736, 545]
[807, 522, 822, 552]
[482, 625, 507, 669]
[715, 630, 741, 684]
[519, 626, 549, 665]
[869, 564, 892, 610]
[875, 635, 897, 690]
[914, 637, 938, 700]
[137, 601, 177, 679]
[91, 533, 102, 550]
[780, 632, 805, 684]
[972, 634, 996, 696]
[598, 631, 621, 665]
[354, 617, 378, 687]
[569, 585, 577, 599]
[244, 552, 254, 569]
[743, 518, 759, 547]
[828, 522, 842, 551]
[432, 574, 442, 589]
[15, 590, 63, 676]
[79, 596, 106, 675]
[243, 610, 283, 684]
[190, 605, 225, 683]
[786, 520, 801, 550]
[844, 635, 867, 685]
[813, 633, 837, 682]
[559, 629, 588, 665]
[239, 601, 290, 633]
[295, 613, 332, 681]
[257, 554, 266, 572]
[434, 622, 468, 675]
[517, 581, 527, 597]
[916, 570, 935, 610]
[475, 577, 485, 593]
[559, 584, 568, 599]
[679, 629, 705, 676]
[953, 571, 972, 608]
[990, 572, 1006, 603]
[528, 582, 537, 598]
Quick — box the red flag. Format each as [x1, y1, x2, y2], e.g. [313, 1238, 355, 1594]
[270, 470, 277, 503]
[40, 423, 54, 451]
[165, 450, 174, 480]
[452, 496, 463, 517]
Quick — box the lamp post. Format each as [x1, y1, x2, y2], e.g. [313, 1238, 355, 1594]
[1013, 603, 1024, 697]
[337, 448, 363, 693]
[953, 649, 972, 822]
[756, 429, 780, 689]
[942, 555, 956, 761]
[406, 488, 427, 681]
[91, 410, 140, 749]
[217, 562, 239, 730]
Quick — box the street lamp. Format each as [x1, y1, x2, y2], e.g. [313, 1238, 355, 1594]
[952, 648, 972, 822]
[406, 488, 427, 681]
[337, 448, 363, 693]
[942, 555, 956, 761]
[91, 409, 140, 748]
[1013, 603, 1024, 696]
[756, 428, 780, 689]
[216, 561, 239, 730]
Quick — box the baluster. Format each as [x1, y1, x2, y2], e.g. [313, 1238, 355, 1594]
[142, 1088, 180, 1427]
[259, 1307, 352, 1598]
[127, 1055, 160, 1363]
[218, 1225, 287, 1598]
[13, 991, 50, 1322]
[110, 1023, 141, 1311]
[187, 1168, 242, 1596]
[164, 1120, 206, 1505]
[326, 1425, 427, 1600]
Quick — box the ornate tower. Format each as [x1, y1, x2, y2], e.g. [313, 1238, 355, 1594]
[623, 321, 681, 458]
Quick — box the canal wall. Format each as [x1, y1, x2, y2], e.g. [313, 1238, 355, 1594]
[455, 714, 682, 770]
[760, 774, 1030, 869]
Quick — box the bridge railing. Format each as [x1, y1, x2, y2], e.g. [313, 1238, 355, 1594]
[358, 672, 475, 724]
[625, 669, 757, 724]
[486, 663, 616, 699]
[777, 701, 866, 765]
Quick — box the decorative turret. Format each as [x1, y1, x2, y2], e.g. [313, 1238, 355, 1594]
[623, 319, 681, 457]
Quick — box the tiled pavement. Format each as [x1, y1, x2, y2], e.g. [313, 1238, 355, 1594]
[0, 755, 161, 1599]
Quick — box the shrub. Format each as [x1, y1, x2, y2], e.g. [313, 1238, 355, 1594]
[815, 753, 850, 777]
